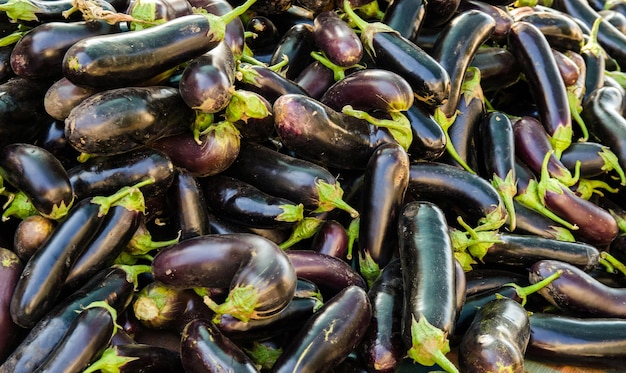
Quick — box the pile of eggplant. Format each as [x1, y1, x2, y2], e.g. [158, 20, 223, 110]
[2, 0, 626, 371]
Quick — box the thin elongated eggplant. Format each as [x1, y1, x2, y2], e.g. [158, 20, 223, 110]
[405, 102, 446, 161]
[358, 142, 409, 286]
[508, 21, 572, 157]
[0, 248, 22, 361]
[0, 265, 142, 373]
[273, 93, 396, 170]
[33, 302, 116, 373]
[0, 143, 74, 220]
[526, 313, 626, 368]
[320, 69, 414, 113]
[510, 7, 585, 52]
[65, 86, 196, 157]
[68, 148, 174, 200]
[313, 10, 362, 67]
[201, 174, 304, 229]
[343, 3, 450, 108]
[10, 20, 121, 79]
[62, 0, 255, 89]
[359, 258, 405, 373]
[381, 0, 425, 42]
[458, 298, 530, 373]
[530, 259, 626, 318]
[179, 41, 236, 113]
[272, 285, 371, 373]
[83, 343, 183, 373]
[432, 9, 495, 118]
[180, 318, 258, 373]
[166, 168, 210, 240]
[151, 233, 296, 322]
[235, 62, 309, 104]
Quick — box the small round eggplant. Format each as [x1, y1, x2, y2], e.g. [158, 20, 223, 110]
[313, 10, 363, 67]
[13, 215, 55, 261]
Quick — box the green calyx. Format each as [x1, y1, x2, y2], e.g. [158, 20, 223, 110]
[342, 105, 412, 151]
[279, 216, 325, 250]
[313, 178, 359, 218]
[407, 314, 459, 373]
[203, 284, 260, 323]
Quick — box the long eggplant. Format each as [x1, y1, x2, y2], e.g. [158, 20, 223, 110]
[0, 248, 22, 361]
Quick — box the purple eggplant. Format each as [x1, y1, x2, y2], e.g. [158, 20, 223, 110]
[83, 343, 183, 373]
[313, 10, 362, 67]
[165, 168, 210, 240]
[0, 248, 22, 361]
[13, 215, 55, 261]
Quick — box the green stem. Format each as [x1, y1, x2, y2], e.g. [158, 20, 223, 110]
[433, 108, 476, 174]
[504, 269, 562, 306]
[600, 251, 626, 277]
[346, 217, 359, 260]
[90, 177, 155, 217]
[279, 217, 324, 250]
[313, 179, 359, 218]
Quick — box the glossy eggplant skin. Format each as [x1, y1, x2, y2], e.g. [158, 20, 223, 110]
[458, 298, 530, 373]
[33, 305, 115, 373]
[68, 148, 175, 201]
[166, 168, 210, 240]
[180, 318, 259, 373]
[526, 313, 626, 368]
[201, 174, 302, 229]
[10, 20, 121, 79]
[407, 161, 505, 227]
[320, 69, 414, 113]
[92, 343, 183, 373]
[511, 8, 585, 52]
[310, 219, 348, 259]
[530, 259, 626, 318]
[477, 111, 515, 182]
[63, 204, 142, 293]
[381, 0, 425, 42]
[398, 201, 457, 345]
[235, 63, 309, 104]
[44, 77, 102, 121]
[405, 102, 447, 161]
[507, 21, 571, 151]
[270, 23, 316, 80]
[187, 0, 245, 58]
[313, 10, 362, 67]
[151, 233, 297, 320]
[359, 259, 405, 373]
[272, 285, 372, 373]
[273, 93, 396, 170]
[0, 143, 74, 220]
[65, 86, 195, 157]
[0, 265, 135, 373]
[358, 142, 410, 280]
[10, 198, 107, 329]
[0, 248, 22, 362]
[62, 14, 223, 88]
[0, 77, 54, 149]
[432, 9, 495, 118]
[560, 141, 614, 179]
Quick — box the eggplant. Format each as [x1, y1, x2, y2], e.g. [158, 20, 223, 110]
[0, 0, 116, 23]
[530, 259, 626, 318]
[151, 233, 297, 322]
[510, 7, 585, 52]
[44, 77, 103, 121]
[268, 23, 316, 80]
[313, 10, 362, 67]
[201, 174, 304, 229]
[235, 62, 309, 104]
[13, 215, 55, 261]
[273, 93, 398, 170]
[470, 47, 521, 93]
[458, 298, 530, 373]
[61, 0, 255, 89]
[33, 302, 117, 373]
[405, 102, 447, 161]
[0, 142, 74, 220]
[180, 318, 259, 373]
[271, 285, 372, 373]
[357, 141, 409, 286]
[0, 264, 142, 373]
[10, 20, 121, 79]
[245, 15, 280, 52]
[309, 219, 349, 259]
[560, 141, 625, 180]
[83, 343, 183, 373]
[380, 0, 425, 42]
[294, 60, 336, 99]
[68, 148, 174, 201]
[165, 168, 210, 240]
[64, 86, 196, 157]
[343, 2, 450, 108]
[187, 0, 245, 58]
[124, 0, 193, 30]
[397, 201, 458, 372]
[0, 248, 22, 362]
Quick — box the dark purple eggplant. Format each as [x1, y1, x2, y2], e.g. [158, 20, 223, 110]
[179, 41, 236, 113]
[0, 44, 14, 83]
[235, 62, 309, 103]
[10, 20, 121, 79]
[343, 2, 450, 108]
[124, 0, 193, 30]
[310, 219, 349, 259]
[432, 9, 495, 118]
[166, 168, 210, 240]
[530, 259, 626, 318]
[13, 215, 55, 261]
[381, 0, 425, 42]
[83, 343, 183, 373]
[0, 142, 74, 220]
[226, 90, 275, 142]
[0, 0, 116, 23]
[286, 250, 367, 297]
[294, 60, 336, 99]
[271, 285, 371, 373]
[508, 20, 572, 157]
[510, 7, 585, 52]
[64, 86, 196, 157]
[552, 48, 580, 87]
[422, 0, 460, 27]
[61, 0, 255, 89]
[43, 77, 102, 121]
[223, 141, 359, 217]
[201, 174, 304, 229]
[268, 23, 315, 80]
[180, 318, 259, 373]
[457, 0, 513, 43]
[465, 268, 529, 297]
[359, 258, 405, 373]
[470, 46, 521, 93]
[0, 247, 22, 362]
[273, 93, 398, 170]
[188, 0, 245, 58]
[458, 298, 530, 373]
[33, 302, 116, 373]
[68, 148, 174, 201]
[151, 233, 296, 322]
[560, 141, 626, 182]
[245, 15, 280, 52]
[397, 201, 458, 372]
[320, 68, 414, 113]
[0, 77, 54, 149]
[526, 313, 626, 368]
[313, 10, 362, 67]
[0, 264, 143, 373]
[358, 142, 409, 286]
[405, 102, 447, 161]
